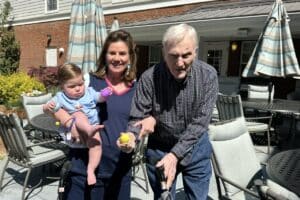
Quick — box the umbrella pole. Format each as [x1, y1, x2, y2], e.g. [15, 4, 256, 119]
[268, 82, 273, 103]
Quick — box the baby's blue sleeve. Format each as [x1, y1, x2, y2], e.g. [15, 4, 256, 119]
[87, 87, 100, 103]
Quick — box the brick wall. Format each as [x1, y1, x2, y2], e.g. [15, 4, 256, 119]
[14, 20, 70, 72]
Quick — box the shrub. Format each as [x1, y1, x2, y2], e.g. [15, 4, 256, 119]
[28, 66, 59, 89]
[0, 72, 46, 107]
[0, 1, 20, 75]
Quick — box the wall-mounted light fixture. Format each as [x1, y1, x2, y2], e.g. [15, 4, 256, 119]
[58, 47, 64, 57]
[47, 34, 52, 46]
[231, 42, 238, 51]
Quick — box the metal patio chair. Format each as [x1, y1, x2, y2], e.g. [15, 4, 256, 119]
[21, 93, 52, 138]
[216, 93, 274, 155]
[0, 112, 67, 200]
[247, 84, 274, 102]
[132, 135, 149, 193]
[208, 117, 299, 200]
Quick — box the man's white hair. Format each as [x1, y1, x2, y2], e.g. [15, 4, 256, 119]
[162, 23, 198, 48]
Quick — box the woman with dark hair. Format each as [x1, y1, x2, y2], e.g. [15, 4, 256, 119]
[51, 30, 141, 200]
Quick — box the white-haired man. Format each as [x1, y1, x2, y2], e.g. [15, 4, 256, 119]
[128, 23, 218, 199]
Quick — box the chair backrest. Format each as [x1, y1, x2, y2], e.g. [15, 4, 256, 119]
[0, 113, 31, 164]
[21, 93, 52, 123]
[216, 93, 244, 121]
[248, 84, 274, 101]
[209, 117, 261, 196]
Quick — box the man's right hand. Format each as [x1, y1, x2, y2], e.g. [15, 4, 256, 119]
[133, 116, 156, 139]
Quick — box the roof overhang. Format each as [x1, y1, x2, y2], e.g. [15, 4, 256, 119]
[121, 0, 300, 42]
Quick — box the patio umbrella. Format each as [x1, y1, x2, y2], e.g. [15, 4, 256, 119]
[67, 0, 107, 74]
[242, 0, 300, 78]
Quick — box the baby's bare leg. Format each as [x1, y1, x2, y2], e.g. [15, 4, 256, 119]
[86, 132, 102, 185]
[71, 112, 103, 137]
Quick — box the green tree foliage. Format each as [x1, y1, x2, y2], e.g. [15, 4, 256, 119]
[0, 1, 20, 75]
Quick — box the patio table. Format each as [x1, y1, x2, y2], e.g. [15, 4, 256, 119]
[242, 99, 300, 115]
[31, 113, 60, 134]
[266, 149, 300, 196]
[243, 99, 300, 145]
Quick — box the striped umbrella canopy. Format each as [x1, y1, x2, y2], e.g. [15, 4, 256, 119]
[242, 0, 300, 78]
[67, 0, 107, 74]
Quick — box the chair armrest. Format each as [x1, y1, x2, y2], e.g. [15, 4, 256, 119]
[245, 116, 272, 121]
[246, 114, 274, 128]
[216, 173, 260, 198]
[212, 163, 260, 198]
[260, 185, 289, 200]
[26, 138, 59, 147]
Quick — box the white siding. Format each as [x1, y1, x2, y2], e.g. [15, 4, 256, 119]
[0, 0, 210, 25]
[0, 0, 73, 22]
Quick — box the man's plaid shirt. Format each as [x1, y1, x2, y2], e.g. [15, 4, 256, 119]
[128, 59, 218, 165]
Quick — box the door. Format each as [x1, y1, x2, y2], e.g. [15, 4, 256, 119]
[202, 42, 229, 76]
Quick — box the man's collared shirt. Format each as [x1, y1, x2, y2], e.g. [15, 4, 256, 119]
[128, 59, 218, 165]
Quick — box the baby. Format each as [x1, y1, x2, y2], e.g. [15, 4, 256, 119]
[43, 63, 112, 185]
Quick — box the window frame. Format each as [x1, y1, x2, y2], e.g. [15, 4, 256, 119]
[148, 45, 162, 68]
[45, 0, 59, 13]
[240, 41, 256, 75]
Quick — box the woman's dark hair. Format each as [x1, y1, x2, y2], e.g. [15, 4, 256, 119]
[93, 29, 137, 84]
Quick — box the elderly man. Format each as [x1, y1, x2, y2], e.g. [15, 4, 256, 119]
[128, 23, 218, 199]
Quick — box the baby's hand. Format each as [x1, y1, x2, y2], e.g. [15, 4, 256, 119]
[43, 101, 56, 113]
[100, 87, 113, 98]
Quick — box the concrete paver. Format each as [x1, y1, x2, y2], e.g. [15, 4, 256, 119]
[0, 158, 217, 200]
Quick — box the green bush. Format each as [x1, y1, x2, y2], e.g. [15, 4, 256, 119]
[0, 72, 46, 107]
[0, 1, 20, 75]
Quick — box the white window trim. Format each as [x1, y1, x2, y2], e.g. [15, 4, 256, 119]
[112, 0, 133, 4]
[45, 0, 59, 14]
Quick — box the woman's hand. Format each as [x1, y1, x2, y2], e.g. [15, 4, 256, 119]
[134, 116, 156, 139]
[116, 132, 136, 153]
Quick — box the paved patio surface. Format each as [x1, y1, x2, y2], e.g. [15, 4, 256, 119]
[0, 157, 218, 200]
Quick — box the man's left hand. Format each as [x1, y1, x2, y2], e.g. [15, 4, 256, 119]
[156, 152, 178, 189]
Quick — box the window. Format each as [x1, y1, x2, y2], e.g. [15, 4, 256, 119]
[46, 0, 58, 12]
[148, 45, 162, 68]
[207, 49, 222, 75]
[240, 41, 256, 74]
[202, 42, 229, 76]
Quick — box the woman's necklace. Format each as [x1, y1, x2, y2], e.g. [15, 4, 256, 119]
[105, 77, 131, 95]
